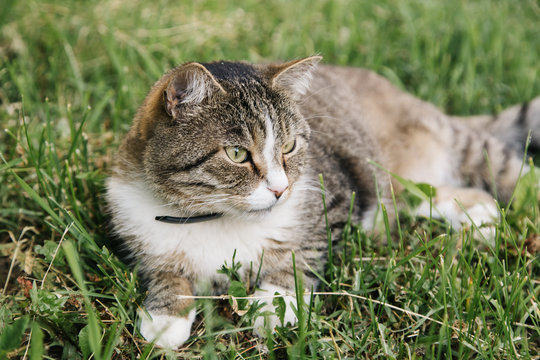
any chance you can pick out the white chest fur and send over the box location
[106,178,305,283]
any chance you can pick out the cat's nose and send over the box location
[267,185,288,199]
[266,167,288,199]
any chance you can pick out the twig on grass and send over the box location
[41,222,72,289]
[175,290,496,353]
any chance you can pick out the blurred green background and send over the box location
[2,0,539,137]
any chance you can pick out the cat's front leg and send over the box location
[252,281,311,337]
[250,250,319,336]
[138,271,195,349]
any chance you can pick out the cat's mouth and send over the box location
[245,192,288,215]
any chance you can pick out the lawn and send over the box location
[1,0,539,358]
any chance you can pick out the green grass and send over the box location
[1,0,539,358]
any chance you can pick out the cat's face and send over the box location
[142,60,318,218]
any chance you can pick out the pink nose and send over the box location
[267,185,288,199]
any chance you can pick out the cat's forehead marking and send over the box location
[262,113,289,192]
[262,112,276,167]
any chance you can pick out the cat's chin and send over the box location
[243,207,274,219]
[233,205,278,221]
[250,207,274,214]
[241,191,296,220]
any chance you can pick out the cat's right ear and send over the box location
[268,56,322,98]
[164,63,226,118]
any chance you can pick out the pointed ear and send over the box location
[164,63,226,117]
[269,56,322,97]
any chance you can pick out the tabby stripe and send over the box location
[516,102,529,126]
[326,194,345,212]
[481,177,491,193]
[482,138,489,154]
[450,122,462,153]
[175,181,216,188]
[300,243,327,252]
[249,158,261,177]
[146,299,174,311]
[481,139,493,192]
[460,134,473,168]
[482,139,491,169]
[174,149,219,172]
[497,147,513,179]
[304,271,319,280]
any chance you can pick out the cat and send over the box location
[105,56,539,349]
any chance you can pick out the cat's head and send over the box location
[121,56,321,218]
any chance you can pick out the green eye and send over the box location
[282,139,296,154]
[225,146,249,163]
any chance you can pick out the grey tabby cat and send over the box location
[106,56,539,348]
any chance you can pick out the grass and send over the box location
[1,0,539,358]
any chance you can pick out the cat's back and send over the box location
[303,64,453,183]
[303,65,442,131]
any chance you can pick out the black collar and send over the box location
[154,213,223,224]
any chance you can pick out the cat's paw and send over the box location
[138,308,196,349]
[251,283,305,337]
[461,202,499,241]
[415,186,499,243]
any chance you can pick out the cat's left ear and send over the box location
[268,56,322,98]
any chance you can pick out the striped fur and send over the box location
[454,98,540,151]
[106,57,537,348]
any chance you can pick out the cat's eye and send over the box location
[282,139,296,154]
[225,146,249,163]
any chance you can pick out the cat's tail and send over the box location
[450,97,540,203]
[455,96,540,152]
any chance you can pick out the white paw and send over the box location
[251,283,307,337]
[457,202,498,226]
[138,308,196,349]
[415,190,499,230]
[415,189,499,245]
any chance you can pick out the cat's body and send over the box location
[106,57,539,348]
